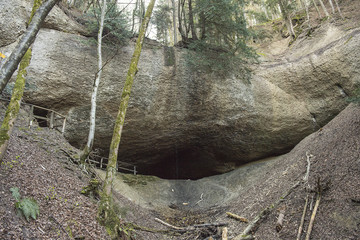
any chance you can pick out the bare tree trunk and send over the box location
[0,0,43,163]
[171,0,177,45]
[328,0,335,14]
[278,1,296,39]
[188,0,197,40]
[312,0,322,18]
[99,0,156,229]
[0,0,60,93]
[131,0,138,34]
[301,0,310,24]
[318,0,330,17]
[334,0,344,19]
[79,0,107,164]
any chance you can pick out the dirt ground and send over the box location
[1,103,359,240]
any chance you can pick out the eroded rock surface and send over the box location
[1,1,360,179]
[0,0,87,47]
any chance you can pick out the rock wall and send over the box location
[1,1,360,178]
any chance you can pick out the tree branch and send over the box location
[0,0,60,93]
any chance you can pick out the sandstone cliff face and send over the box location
[1,1,359,178]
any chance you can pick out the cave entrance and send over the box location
[32,107,50,127]
[137,146,231,180]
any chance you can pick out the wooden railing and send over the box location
[0,97,67,134]
[1,97,137,175]
[85,153,137,175]
[28,104,67,134]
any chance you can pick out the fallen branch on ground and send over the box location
[131,223,180,236]
[226,212,249,223]
[222,227,228,240]
[233,181,300,240]
[276,206,286,232]
[304,152,313,187]
[305,178,322,240]
[60,148,78,163]
[154,218,227,232]
[296,195,309,240]
[49,216,72,240]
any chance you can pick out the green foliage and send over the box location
[247,9,270,23]
[152,1,172,44]
[10,187,40,221]
[45,186,57,200]
[181,0,258,76]
[347,88,360,104]
[10,187,21,201]
[81,178,101,199]
[86,1,131,45]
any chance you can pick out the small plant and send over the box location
[81,178,100,199]
[1,159,23,170]
[45,186,57,200]
[10,187,40,221]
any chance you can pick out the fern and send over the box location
[10,187,40,221]
[10,187,21,201]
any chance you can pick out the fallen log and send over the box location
[222,227,228,240]
[233,181,300,240]
[154,218,227,232]
[226,212,249,223]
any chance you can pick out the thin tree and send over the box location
[79,0,107,164]
[312,0,322,18]
[0,0,60,93]
[0,0,44,163]
[334,0,343,19]
[171,0,177,45]
[98,0,156,232]
[278,0,296,39]
[318,0,330,17]
[328,0,335,14]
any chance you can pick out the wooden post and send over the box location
[134,166,137,175]
[100,157,103,169]
[29,105,34,128]
[49,111,54,129]
[61,118,66,134]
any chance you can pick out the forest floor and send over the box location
[0,103,359,240]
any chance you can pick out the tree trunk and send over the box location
[278,1,296,39]
[171,0,177,45]
[328,0,335,14]
[188,0,197,40]
[0,0,43,163]
[0,0,60,94]
[333,0,344,19]
[301,0,310,24]
[312,0,322,18]
[79,0,107,164]
[318,0,330,17]
[99,0,156,227]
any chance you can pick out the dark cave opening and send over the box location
[33,108,50,127]
[134,146,231,180]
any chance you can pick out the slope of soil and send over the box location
[102,104,360,240]
[0,104,109,239]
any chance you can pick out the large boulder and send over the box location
[11,26,358,179]
[1,1,359,178]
